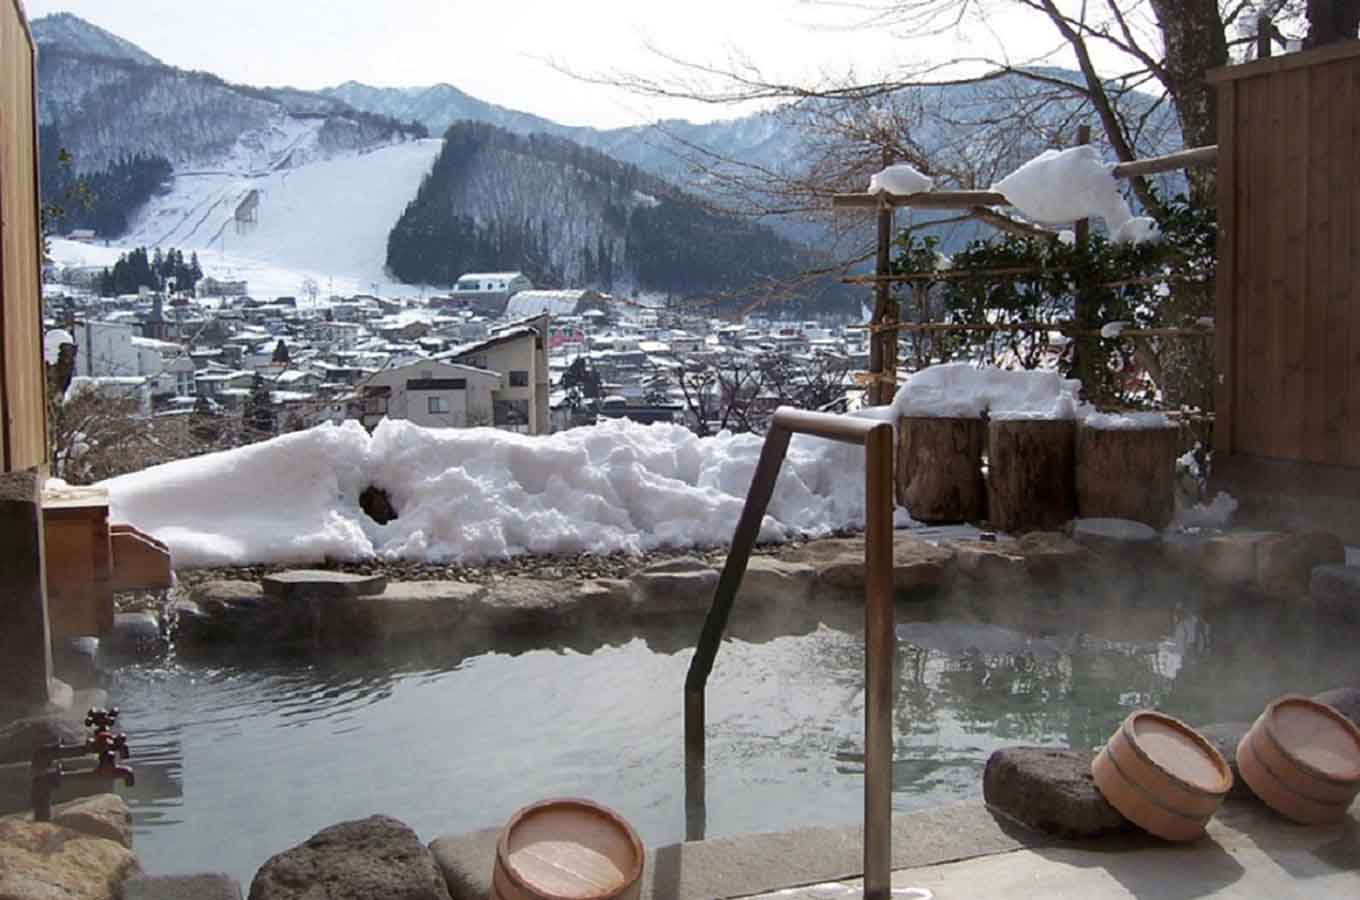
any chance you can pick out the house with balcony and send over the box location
[354,362,502,430]
[434,314,551,434]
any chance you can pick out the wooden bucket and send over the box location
[1091,710,1233,841]
[492,798,644,900]
[1236,695,1360,825]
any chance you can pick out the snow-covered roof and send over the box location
[432,326,538,362]
[131,337,181,351]
[457,272,524,281]
[504,290,593,318]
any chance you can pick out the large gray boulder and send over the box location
[943,539,1027,583]
[173,581,305,648]
[248,815,450,900]
[105,612,166,660]
[631,558,719,617]
[480,578,587,630]
[781,535,952,595]
[1197,532,1282,588]
[331,581,487,642]
[49,794,134,849]
[982,746,1128,838]
[1255,532,1345,598]
[1069,519,1159,556]
[1015,531,1095,581]
[723,556,817,610]
[1195,722,1256,801]
[0,815,138,900]
[1309,565,1360,623]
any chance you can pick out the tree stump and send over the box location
[988,418,1076,533]
[896,416,986,523]
[1076,423,1180,528]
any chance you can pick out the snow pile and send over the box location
[890,362,1085,420]
[993,145,1132,231]
[1083,410,1173,430]
[1113,216,1162,245]
[1175,492,1239,530]
[102,417,877,568]
[44,329,75,364]
[868,163,933,195]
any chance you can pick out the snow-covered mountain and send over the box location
[32,12,161,67]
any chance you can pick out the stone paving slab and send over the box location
[262,570,387,598]
[741,797,1360,899]
[120,873,243,900]
[431,802,1042,900]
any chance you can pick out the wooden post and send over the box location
[897,416,987,523]
[1257,13,1272,59]
[1076,423,1180,528]
[1070,124,1096,396]
[869,148,897,406]
[987,418,1077,532]
[0,471,55,712]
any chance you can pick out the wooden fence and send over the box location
[1,0,47,472]
[1212,44,1360,471]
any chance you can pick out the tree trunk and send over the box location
[1076,423,1180,528]
[1305,1,1360,48]
[1148,0,1229,203]
[897,417,986,523]
[988,418,1076,533]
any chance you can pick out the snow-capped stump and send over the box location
[896,416,986,524]
[1075,415,1179,528]
[986,417,1077,533]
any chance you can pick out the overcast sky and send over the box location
[23,0,1063,128]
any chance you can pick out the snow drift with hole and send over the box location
[101,417,876,568]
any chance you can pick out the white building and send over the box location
[355,362,502,430]
[436,315,551,434]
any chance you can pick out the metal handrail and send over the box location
[684,406,897,900]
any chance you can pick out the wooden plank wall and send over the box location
[0,0,48,472]
[1214,46,1360,469]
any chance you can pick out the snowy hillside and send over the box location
[117,136,444,297]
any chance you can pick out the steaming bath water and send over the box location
[5,586,1356,887]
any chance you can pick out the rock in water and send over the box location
[249,815,450,900]
[982,746,1129,837]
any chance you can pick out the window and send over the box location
[428,396,450,414]
[509,370,529,387]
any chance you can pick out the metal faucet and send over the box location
[30,707,134,821]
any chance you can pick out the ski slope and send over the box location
[120,134,444,299]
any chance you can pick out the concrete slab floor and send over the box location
[741,800,1359,900]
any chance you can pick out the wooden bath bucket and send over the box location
[1236,695,1360,825]
[1091,710,1233,841]
[492,798,644,900]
